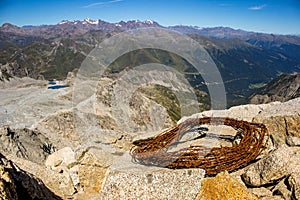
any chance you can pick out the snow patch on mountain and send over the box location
[144,20,154,25]
[84,18,99,25]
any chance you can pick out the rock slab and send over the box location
[100,168,205,200]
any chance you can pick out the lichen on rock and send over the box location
[196,171,258,200]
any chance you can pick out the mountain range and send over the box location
[1,19,300,107]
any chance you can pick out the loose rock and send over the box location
[242,146,300,187]
[45,147,76,170]
[250,187,273,198]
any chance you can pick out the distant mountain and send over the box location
[169,25,300,45]
[0,19,161,41]
[248,73,300,104]
[170,25,300,62]
[169,26,251,38]
[0,19,300,107]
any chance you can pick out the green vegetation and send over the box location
[139,84,181,123]
[248,83,266,89]
[106,48,193,75]
[43,45,85,80]
[194,89,210,111]
[0,71,12,81]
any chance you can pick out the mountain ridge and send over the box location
[2,18,300,36]
[2,19,300,61]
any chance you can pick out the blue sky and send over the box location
[0,0,300,34]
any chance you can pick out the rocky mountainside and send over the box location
[0,76,300,199]
[1,19,300,107]
[248,72,300,104]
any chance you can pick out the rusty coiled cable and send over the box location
[130,117,268,175]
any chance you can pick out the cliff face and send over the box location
[0,152,61,200]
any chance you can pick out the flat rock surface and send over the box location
[101,167,205,200]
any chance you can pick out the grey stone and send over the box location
[178,102,278,123]
[242,146,300,187]
[101,168,205,200]
[253,98,300,147]
[286,136,300,146]
[0,127,53,164]
[45,147,76,170]
[250,187,273,198]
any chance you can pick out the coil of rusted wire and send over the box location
[130,117,268,175]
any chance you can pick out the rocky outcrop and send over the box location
[19,156,77,197]
[37,110,80,143]
[241,145,300,200]
[45,147,76,170]
[253,98,300,147]
[0,152,61,200]
[41,146,112,198]
[0,127,54,164]
[250,187,273,199]
[178,101,279,123]
[242,146,300,187]
[0,160,17,200]
[75,147,112,195]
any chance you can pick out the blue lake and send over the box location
[48,85,69,89]
[48,81,56,85]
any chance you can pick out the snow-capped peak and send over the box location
[144,20,154,25]
[58,20,71,25]
[84,18,99,25]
